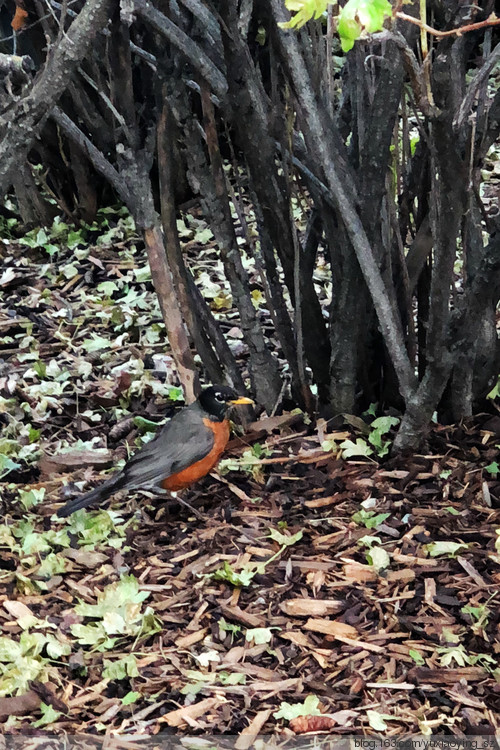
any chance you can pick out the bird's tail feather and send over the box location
[57,474,124,518]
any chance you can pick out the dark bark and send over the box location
[218,0,331,396]
[199,81,282,412]
[133,0,227,99]
[1,0,499,451]
[157,89,224,386]
[271,0,417,404]
[0,0,115,195]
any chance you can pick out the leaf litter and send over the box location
[0,208,499,737]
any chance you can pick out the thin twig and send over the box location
[396,10,500,38]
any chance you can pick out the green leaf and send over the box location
[268,528,303,547]
[0,454,21,480]
[218,618,242,637]
[102,654,139,680]
[368,416,399,457]
[485,461,499,476]
[438,644,467,667]
[45,635,71,660]
[167,386,185,402]
[279,0,327,29]
[133,266,152,283]
[70,623,116,649]
[352,509,390,529]
[67,230,85,249]
[367,709,388,731]
[0,638,23,662]
[274,694,321,720]
[194,227,214,244]
[409,649,425,665]
[211,561,255,587]
[219,671,246,685]
[364,402,378,417]
[74,575,149,619]
[461,604,489,625]
[18,487,45,511]
[338,0,392,53]
[97,281,118,296]
[33,703,62,727]
[245,627,279,644]
[43,244,59,257]
[370,416,400,434]
[366,545,390,573]
[37,553,67,579]
[176,219,193,238]
[133,416,161,432]
[358,535,382,548]
[81,335,110,352]
[62,263,79,279]
[487,377,500,400]
[71,575,155,649]
[28,426,41,443]
[340,438,373,458]
[425,541,469,558]
[121,691,141,705]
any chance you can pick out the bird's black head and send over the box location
[198,385,253,421]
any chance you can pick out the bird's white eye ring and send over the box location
[215,391,225,402]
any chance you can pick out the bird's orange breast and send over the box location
[161,418,230,491]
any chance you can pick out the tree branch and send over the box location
[271,0,417,403]
[0,0,114,197]
[133,0,227,99]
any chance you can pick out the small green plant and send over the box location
[461,602,490,635]
[218,618,242,642]
[485,461,499,477]
[102,654,139,680]
[487,376,499,400]
[340,437,373,458]
[70,575,161,651]
[245,627,280,644]
[211,561,256,587]
[352,509,390,529]
[209,527,303,587]
[219,443,273,481]
[274,694,321,720]
[425,541,469,558]
[368,416,400,457]
[280,0,392,52]
[409,649,425,665]
[33,703,62,727]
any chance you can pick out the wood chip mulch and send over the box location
[1,413,499,738]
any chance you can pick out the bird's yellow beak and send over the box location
[229,396,254,405]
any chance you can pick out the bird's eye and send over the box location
[214,391,225,402]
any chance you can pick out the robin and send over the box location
[57,384,253,517]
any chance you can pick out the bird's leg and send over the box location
[147,488,205,521]
[170,491,205,520]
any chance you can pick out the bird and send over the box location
[56,384,254,518]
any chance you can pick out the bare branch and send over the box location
[0,0,115,196]
[133,0,227,99]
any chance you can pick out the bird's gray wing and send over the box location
[57,405,214,516]
[121,405,215,489]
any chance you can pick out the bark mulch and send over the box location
[0,412,499,738]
